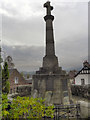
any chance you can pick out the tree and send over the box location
[20,72,24,77]
[27,74,30,79]
[0,47,3,63]
[0,47,3,119]
[0,47,3,83]
[2,62,10,94]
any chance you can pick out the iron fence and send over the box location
[43,104,81,120]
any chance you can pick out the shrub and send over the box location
[2,95,55,119]
[2,94,10,119]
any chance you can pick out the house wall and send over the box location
[75,74,90,85]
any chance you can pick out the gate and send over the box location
[54,104,81,120]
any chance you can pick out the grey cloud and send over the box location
[2,45,44,71]
[2,40,88,72]
[54,2,88,42]
[56,35,88,70]
[2,15,44,45]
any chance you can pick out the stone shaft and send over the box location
[44,1,55,56]
[43,1,58,69]
[45,17,55,56]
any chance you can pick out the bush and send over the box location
[2,94,10,118]
[2,94,55,119]
[71,85,90,99]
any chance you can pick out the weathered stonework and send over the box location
[32,1,71,105]
[33,73,70,105]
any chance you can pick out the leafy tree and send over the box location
[2,62,10,94]
[27,74,30,79]
[0,55,2,92]
[0,47,2,119]
[20,72,24,77]
[0,47,3,64]
[0,47,3,86]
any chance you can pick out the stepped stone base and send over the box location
[33,72,71,105]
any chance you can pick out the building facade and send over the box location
[5,56,32,93]
[9,68,27,93]
[75,61,90,85]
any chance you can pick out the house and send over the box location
[9,69,25,93]
[75,61,90,85]
[5,56,32,93]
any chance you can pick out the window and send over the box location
[15,77,18,84]
[81,79,85,85]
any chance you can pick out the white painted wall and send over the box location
[75,74,90,85]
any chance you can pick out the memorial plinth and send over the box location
[33,1,71,105]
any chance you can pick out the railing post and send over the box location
[56,106,58,120]
[76,104,80,120]
[55,106,59,120]
[67,106,70,120]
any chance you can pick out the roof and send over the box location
[75,61,90,77]
[8,68,25,81]
[8,68,20,75]
[8,68,15,75]
[68,70,77,79]
[8,68,32,84]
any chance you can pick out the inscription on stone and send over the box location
[46,77,53,91]
[63,91,68,97]
[62,79,68,91]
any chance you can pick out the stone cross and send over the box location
[44,1,53,15]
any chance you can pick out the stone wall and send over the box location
[78,101,90,118]
[71,84,90,99]
[11,85,32,97]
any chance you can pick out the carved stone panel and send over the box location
[62,79,68,91]
[46,76,54,91]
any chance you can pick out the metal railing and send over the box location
[43,104,81,120]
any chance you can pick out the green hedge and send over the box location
[1,94,55,119]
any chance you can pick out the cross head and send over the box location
[44,1,53,15]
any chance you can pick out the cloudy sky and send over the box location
[0,0,89,72]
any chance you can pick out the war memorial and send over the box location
[32,1,71,105]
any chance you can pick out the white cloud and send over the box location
[2,2,88,45]
[1,0,88,71]
[1,0,44,20]
[1,0,89,19]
